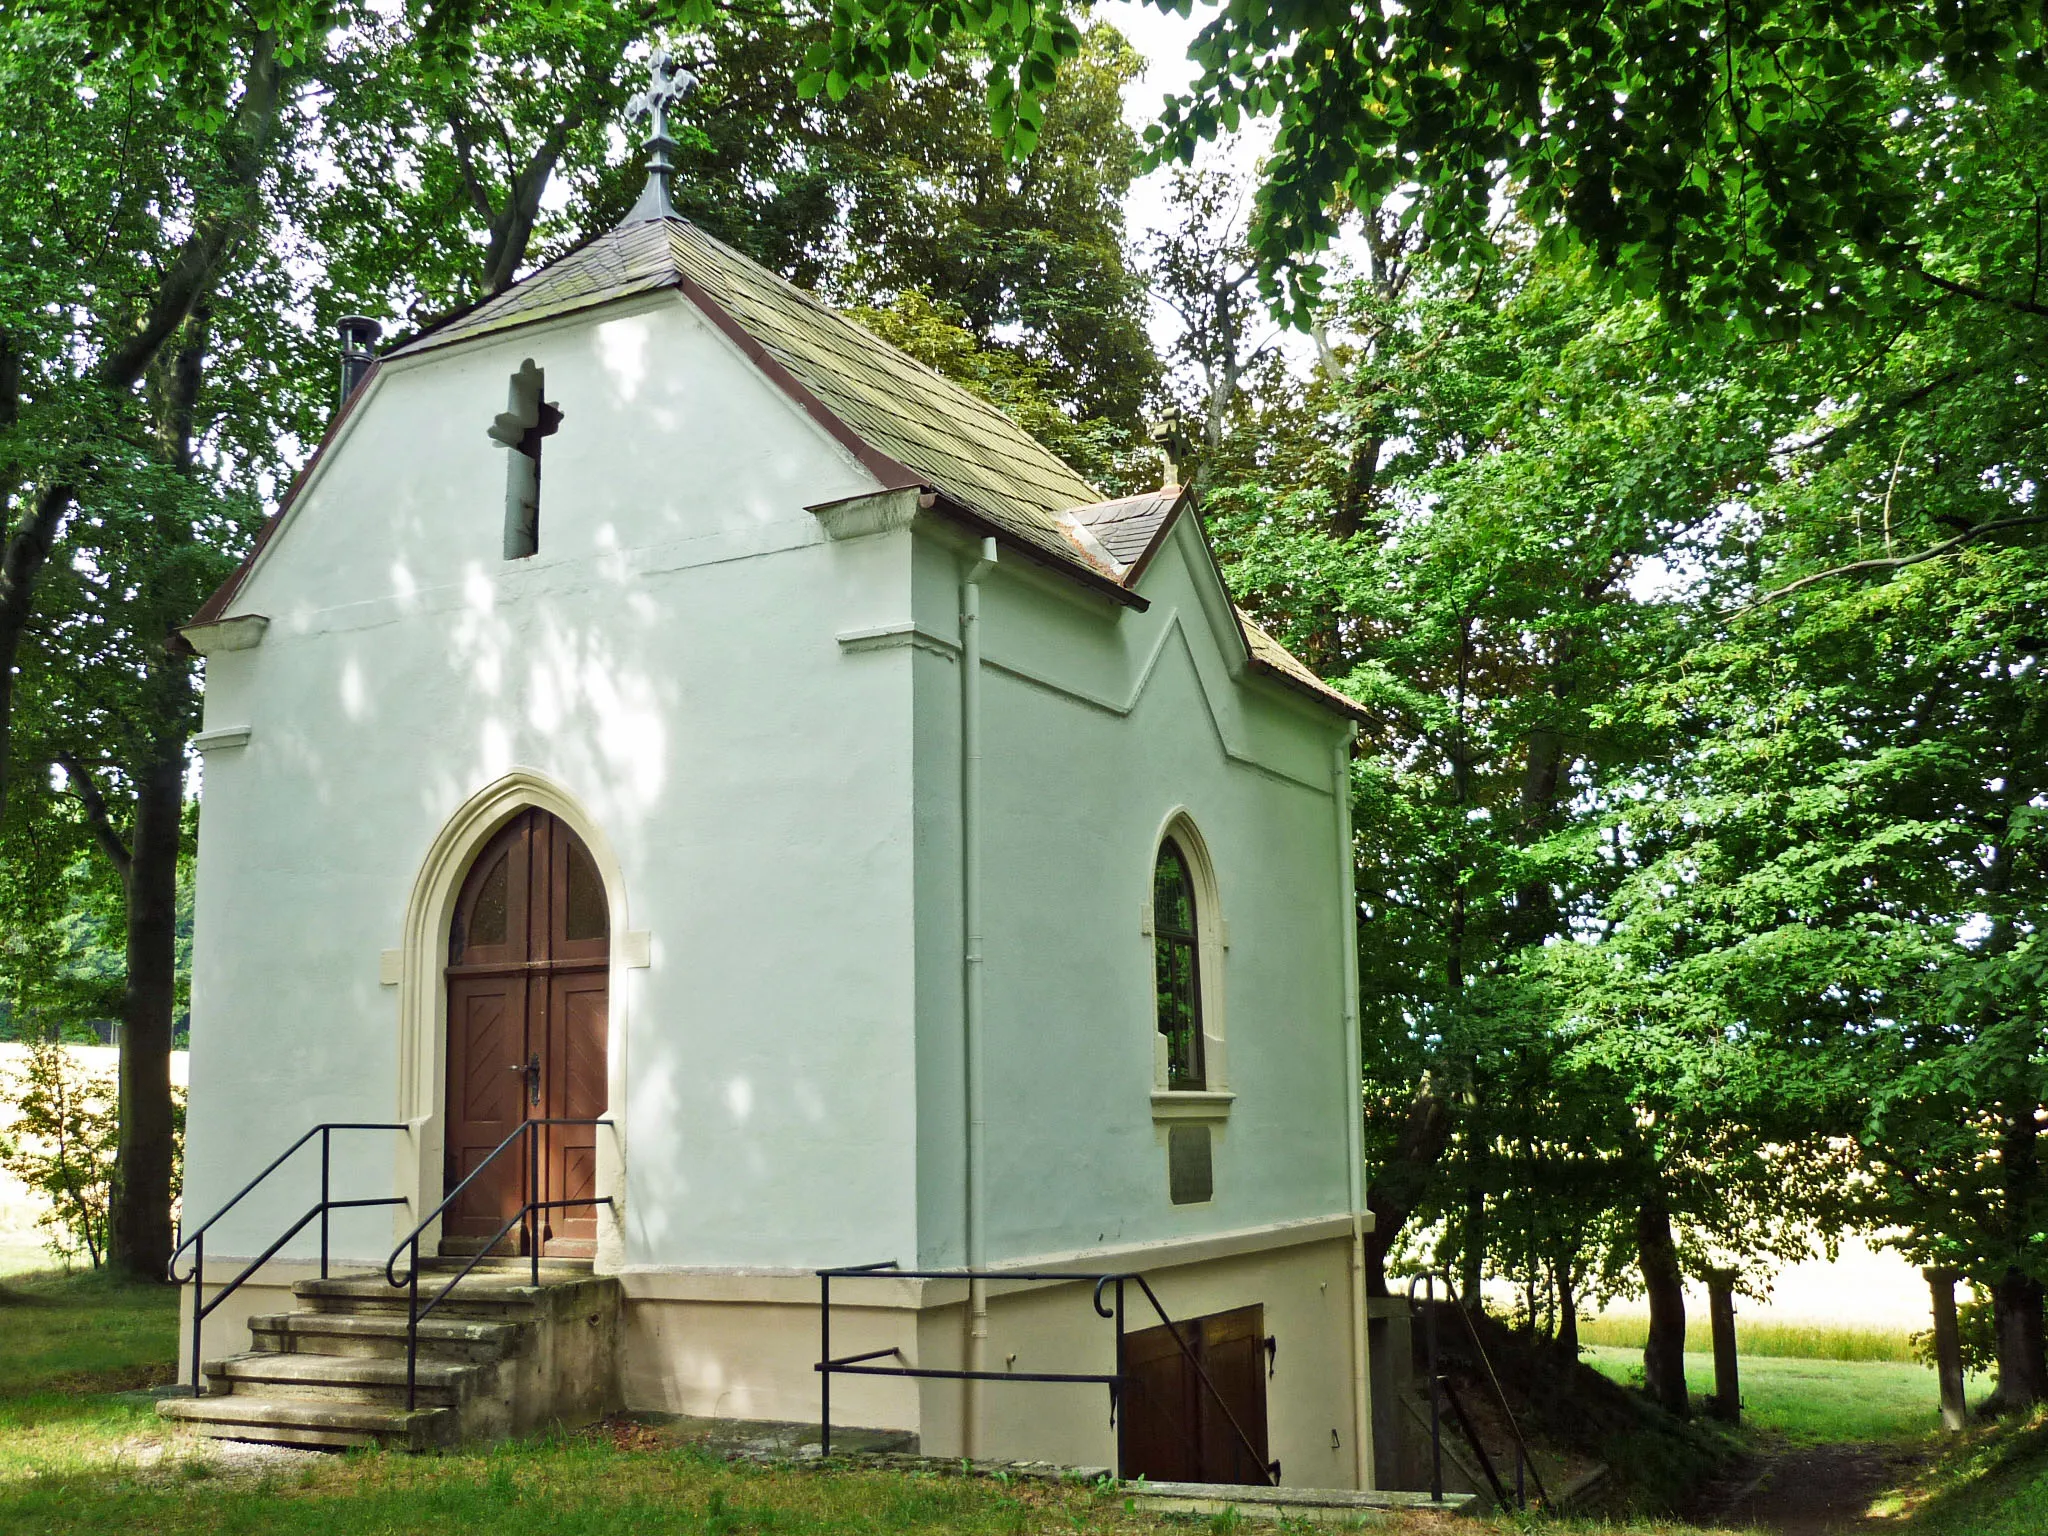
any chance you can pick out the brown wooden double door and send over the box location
[1120,1305,1273,1485]
[442,808,609,1258]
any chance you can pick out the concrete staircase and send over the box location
[159,1259,622,1450]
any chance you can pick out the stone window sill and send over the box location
[1151,1090,1235,1123]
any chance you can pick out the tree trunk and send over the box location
[1461,1181,1485,1305]
[1364,1078,1451,1295]
[108,743,186,1281]
[1988,1270,2047,1413]
[1637,1197,1689,1418]
[1557,1260,1579,1354]
[0,482,75,826]
[1986,1093,2047,1413]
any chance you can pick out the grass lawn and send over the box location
[1582,1343,1987,1443]
[0,1266,182,1396]
[3,1266,2044,1536]
[1876,1415,2048,1536]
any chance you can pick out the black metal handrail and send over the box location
[166,1122,410,1396]
[384,1116,613,1409]
[1406,1272,1549,1510]
[816,1262,1279,1486]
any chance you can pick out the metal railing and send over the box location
[1407,1272,1548,1511]
[816,1262,1279,1485]
[385,1117,613,1409]
[167,1122,411,1396]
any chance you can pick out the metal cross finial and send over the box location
[622,47,699,224]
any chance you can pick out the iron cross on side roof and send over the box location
[622,48,700,224]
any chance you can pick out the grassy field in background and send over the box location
[1579,1313,1917,1362]
[0,1238,51,1279]
[1582,1344,1979,1443]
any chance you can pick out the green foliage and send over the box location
[849,290,1152,493]
[317,6,1156,426]
[1176,42,2046,1358]
[813,1,2048,334]
[1911,1289,2001,1379]
[0,1039,120,1267]
[0,851,195,1047]
[0,1039,186,1269]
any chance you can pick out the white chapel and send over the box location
[167,53,1377,1487]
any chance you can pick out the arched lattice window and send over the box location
[1153,837,1206,1090]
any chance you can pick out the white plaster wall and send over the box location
[910,518,1356,1266]
[186,292,922,1270]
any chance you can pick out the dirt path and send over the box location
[1690,1440,1932,1533]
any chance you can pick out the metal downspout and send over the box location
[1336,728,1375,1488]
[961,536,998,1457]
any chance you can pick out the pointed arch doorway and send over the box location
[442,807,609,1258]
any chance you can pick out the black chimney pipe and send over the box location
[338,316,382,410]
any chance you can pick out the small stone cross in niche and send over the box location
[487,358,562,560]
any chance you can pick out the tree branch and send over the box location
[1912,261,2048,320]
[446,109,500,227]
[56,750,134,881]
[1733,512,2048,614]
[0,481,76,826]
[1768,369,1966,462]
[481,110,579,295]
[99,32,284,393]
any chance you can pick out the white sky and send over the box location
[1092,0,1242,244]
[1093,0,1346,363]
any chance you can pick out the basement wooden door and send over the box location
[442,808,609,1258]
[1119,1305,1273,1485]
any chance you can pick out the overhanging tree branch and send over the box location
[1912,262,2048,321]
[1734,512,2048,614]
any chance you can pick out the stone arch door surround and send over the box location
[391,772,631,1268]
[441,807,609,1257]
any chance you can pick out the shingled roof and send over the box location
[389,217,1108,578]
[192,212,1363,722]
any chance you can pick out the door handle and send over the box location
[509,1053,541,1106]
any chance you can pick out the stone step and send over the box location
[1125,1482,1477,1524]
[249,1309,528,1363]
[158,1392,454,1451]
[203,1350,478,1409]
[294,1272,551,1318]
